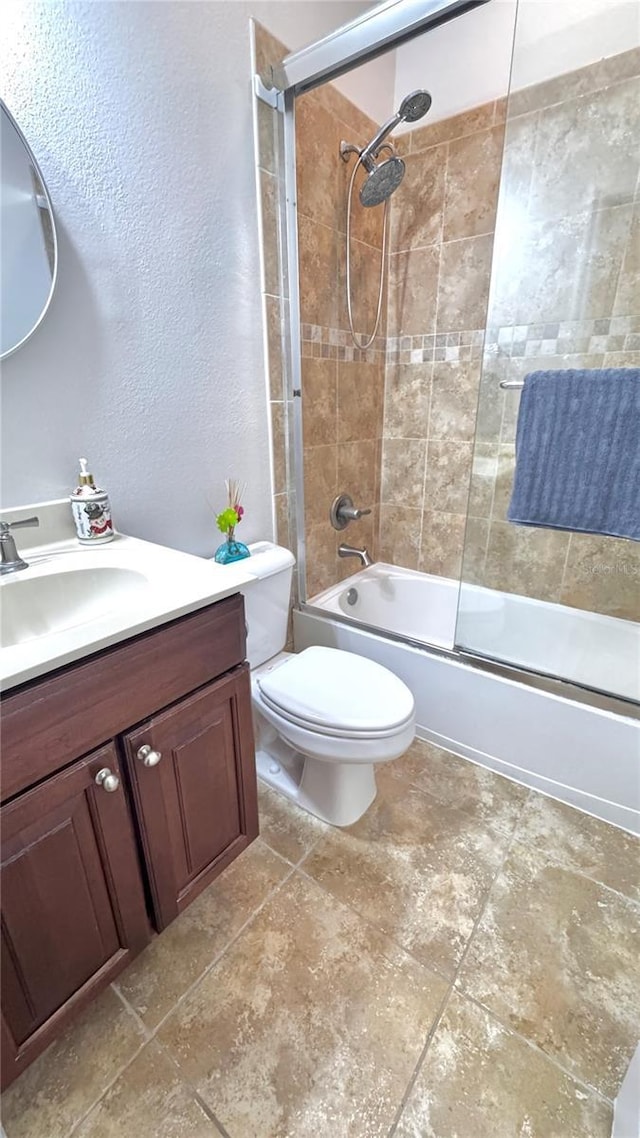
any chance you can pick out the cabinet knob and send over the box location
[137,744,163,768]
[95,767,120,793]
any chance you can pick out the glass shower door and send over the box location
[454,15,640,703]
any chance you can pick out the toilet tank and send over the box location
[240,542,295,668]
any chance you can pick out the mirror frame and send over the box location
[1,99,58,361]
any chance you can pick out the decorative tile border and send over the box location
[486,316,640,360]
[300,316,640,368]
[300,323,384,364]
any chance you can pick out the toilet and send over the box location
[240,542,415,827]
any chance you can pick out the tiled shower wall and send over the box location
[379,99,505,576]
[464,47,640,622]
[256,22,639,622]
[297,85,387,598]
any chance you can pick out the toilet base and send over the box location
[256,737,377,828]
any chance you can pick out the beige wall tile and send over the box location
[337,236,387,336]
[490,204,634,326]
[444,126,504,241]
[430,359,481,441]
[305,521,338,597]
[491,443,516,520]
[389,145,446,252]
[420,510,466,578]
[461,516,490,585]
[613,202,640,315]
[559,532,640,622]
[337,359,383,442]
[264,294,283,400]
[338,154,385,249]
[257,98,277,177]
[467,443,498,518]
[509,45,640,117]
[298,214,338,327]
[274,492,291,550]
[378,504,422,569]
[301,358,336,448]
[270,401,286,495]
[409,100,496,152]
[424,440,474,515]
[303,444,337,526]
[337,440,377,506]
[527,78,640,221]
[259,170,280,298]
[296,93,341,231]
[253,21,288,80]
[484,521,569,600]
[383,363,432,439]
[436,234,493,332]
[380,438,427,506]
[388,245,440,336]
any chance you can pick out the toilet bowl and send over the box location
[239,543,416,827]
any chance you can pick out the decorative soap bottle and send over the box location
[70,458,115,545]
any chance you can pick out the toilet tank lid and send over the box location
[245,542,295,580]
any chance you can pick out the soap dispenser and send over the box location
[70,458,115,545]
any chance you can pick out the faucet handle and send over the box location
[330,494,372,530]
[1,516,40,531]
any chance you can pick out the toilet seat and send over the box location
[257,645,415,738]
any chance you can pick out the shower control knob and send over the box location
[137,744,163,768]
[330,494,372,530]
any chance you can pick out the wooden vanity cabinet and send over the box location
[0,594,258,1088]
[123,667,257,931]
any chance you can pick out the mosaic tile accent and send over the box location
[300,322,384,364]
[486,316,640,360]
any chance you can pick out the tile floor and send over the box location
[3,740,639,1138]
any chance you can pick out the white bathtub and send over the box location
[295,564,640,834]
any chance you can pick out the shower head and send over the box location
[356,88,432,205]
[398,89,433,122]
[359,155,406,207]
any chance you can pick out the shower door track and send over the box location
[298,601,640,720]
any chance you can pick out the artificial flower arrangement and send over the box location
[214,479,250,564]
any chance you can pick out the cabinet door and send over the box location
[1,743,149,1089]
[124,665,258,931]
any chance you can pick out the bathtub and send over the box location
[294,563,640,834]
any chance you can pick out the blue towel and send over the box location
[507,369,640,541]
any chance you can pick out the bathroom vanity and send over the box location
[0,512,259,1089]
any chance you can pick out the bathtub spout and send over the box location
[338,543,373,568]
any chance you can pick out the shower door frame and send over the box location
[259,0,639,719]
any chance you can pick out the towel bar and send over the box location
[499,380,524,389]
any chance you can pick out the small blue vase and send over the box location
[214,536,250,564]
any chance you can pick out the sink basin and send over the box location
[0,508,256,692]
[1,566,148,648]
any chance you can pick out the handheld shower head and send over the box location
[356,88,432,205]
[398,89,433,122]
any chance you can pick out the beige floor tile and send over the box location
[457,841,640,1099]
[395,992,613,1138]
[258,782,329,865]
[2,988,146,1138]
[385,738,529,839]
[158,872,447,1138]
[116,840,289,1030]
[514,792,640,902]
[73,1041,221,1137]
[302,773,507,976]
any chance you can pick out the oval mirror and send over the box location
[1,100,58,360]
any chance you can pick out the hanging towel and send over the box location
[507,369,640,541]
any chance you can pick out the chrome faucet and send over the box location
[338,543,372,568]
[0,516,40,575]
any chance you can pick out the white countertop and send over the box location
[0,530,254,692]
